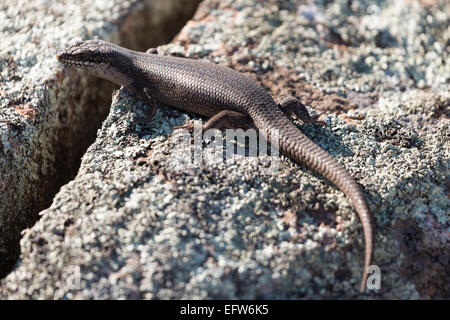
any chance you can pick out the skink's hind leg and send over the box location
[279,95,324,126]
[201,110,255,131]
[174,110,254,132]
[173,110,254,141]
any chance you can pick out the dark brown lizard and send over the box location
[56,39,374,293]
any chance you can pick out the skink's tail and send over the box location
[257,114,374,293]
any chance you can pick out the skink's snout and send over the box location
[56,51,65,62]
[56,49,72,65]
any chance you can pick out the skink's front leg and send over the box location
[129,85,159,122]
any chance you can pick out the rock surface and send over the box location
[1,0,448,299]
[0,0,200,277]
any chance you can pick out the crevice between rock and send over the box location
[0,0,201,279]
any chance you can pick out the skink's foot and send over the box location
[171,120,200,143]
[133,101,157,125]
[307,113,326,127]
[173,120,195,132]
[146,48,158,55]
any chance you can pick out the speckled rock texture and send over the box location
[0,0,201,277]
[1,0,448,299]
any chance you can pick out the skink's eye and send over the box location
[74,52,88,62]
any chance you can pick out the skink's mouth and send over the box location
[56,51,67,63]
[56,52,93,68]
[56,51,76,65]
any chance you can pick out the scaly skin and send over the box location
[57,39,374,293]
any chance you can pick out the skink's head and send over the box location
[56,39,114,70]
[57,39,133,86]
